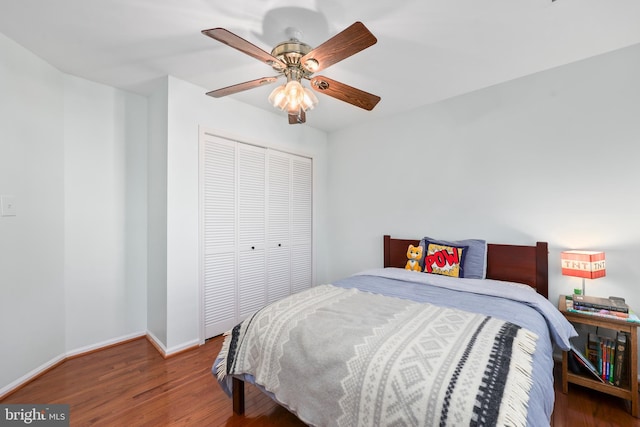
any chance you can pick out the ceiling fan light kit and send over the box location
[202,21,381,124]
[268,80,318,113]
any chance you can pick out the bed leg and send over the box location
[232,377,245,415]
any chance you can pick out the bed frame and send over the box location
[384,235,549,298]
[231,235,549,415]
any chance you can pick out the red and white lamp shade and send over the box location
[561,250,606,296]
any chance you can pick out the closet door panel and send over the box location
[204,253,236,337]
[203,138,236,253]
[291,245,312,294]
[290,156,312,293]
[267,247,290,303]
[238,248,266,317]
[267,152,291,303]
[237,144,266,252]
[267,152,290,246]
[237,144,266,318]
[202,137,237,336]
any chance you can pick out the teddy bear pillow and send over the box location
[405,244,423,272]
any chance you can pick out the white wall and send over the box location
[327,43,640,370]
[63,74,148,352]
[146,78,169,346]
[0,32,66,392]
[0,33,148,393]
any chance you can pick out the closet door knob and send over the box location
[251,246,255,250]
[278,243,282,247]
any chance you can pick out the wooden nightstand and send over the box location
[558,295,638,417]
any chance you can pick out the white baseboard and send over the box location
[1,331,146,399]
[0,354,66,399]
[145,330,168,355]
[65,331,146,358]
[145,331,200,357]
[166,338,200,356]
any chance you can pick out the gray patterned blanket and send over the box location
[217,285,538,427]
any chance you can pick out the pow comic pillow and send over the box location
[423,242,467,278]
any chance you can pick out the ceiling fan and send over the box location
[201,22,381,124]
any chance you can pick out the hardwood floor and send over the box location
[2,335,639,426]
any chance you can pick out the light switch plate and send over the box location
[1,195,17,216]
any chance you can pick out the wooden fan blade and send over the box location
[300,22,377,74]
[310,76,380,111]
[206,76,279,98]
[288,109,306,124]
[202,28,286,70]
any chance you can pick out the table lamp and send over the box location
[561,250,606,296]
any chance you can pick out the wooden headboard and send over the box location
[383,235,549,298]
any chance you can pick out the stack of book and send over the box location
[565,295,640,323]
[572,295,629,318]
[570,332,628,386]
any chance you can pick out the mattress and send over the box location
[213,268,576,427]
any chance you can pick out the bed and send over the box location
[213,235,577,426]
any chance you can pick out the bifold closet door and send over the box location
[202,133,312,339]
[202,138,268,337]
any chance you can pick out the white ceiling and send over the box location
[1,0,640,133]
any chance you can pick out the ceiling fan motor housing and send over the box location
[270,40,316,79]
